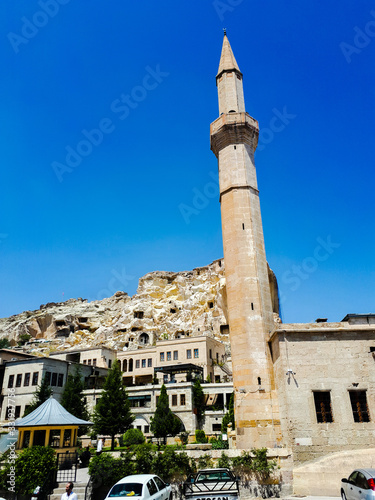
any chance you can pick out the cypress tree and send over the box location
[92,360,134,450]
[150,384,180,444]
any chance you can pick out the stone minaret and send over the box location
[210,34,281,449]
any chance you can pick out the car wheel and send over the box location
[341,490,347,500]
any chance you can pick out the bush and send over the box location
[88,452,133,487]
[196,453,213,470]
[217,451,231,469]
[152,447,193,482]
[209,435,228,450]
[195,429,207,443]
[122,428,145,447]
[0,446,57,495]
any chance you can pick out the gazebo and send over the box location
[8,396,92,452]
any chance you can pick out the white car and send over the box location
[341,469,375,500]
[105,474,172,500]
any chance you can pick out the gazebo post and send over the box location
[44,428,50,447]
[59,428,64,449]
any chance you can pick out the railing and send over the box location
[85,477,93,500]
[56,451,78,483]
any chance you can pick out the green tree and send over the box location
[0,337,10,348]
[221,392,235,433]
[192,378,205,428]
[92,360,134,450]
[150,384,180,444]
[122,428,145,447]
[60,365,89,435]
[23,376,52,417]
[0,446,57,495]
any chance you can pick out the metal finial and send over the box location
[223,28,227,36]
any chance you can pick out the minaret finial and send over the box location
[223,28,227,36]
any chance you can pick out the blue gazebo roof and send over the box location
[12,397,92,427]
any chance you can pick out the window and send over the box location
[212,423,221,432]
[156,396,159,405]
[142,359,146,368]
[144,425,150,434]
[8,375,14,388]
[194,349,199,359]
[186,349,192,359]
[147,479,158,497]
[349,391,370,422]
[153,476,166,491]
[87,359,91,365]
[147,359,152,367]
[180,394,186,406]
[167,352,171,361]
[16,374,22,387]
[32,372,39,386]
[173,351,178,361]
[135,360,140,369]
[160,352,165,362]
[313,391,333,423]
[15,406,21,419]
[24,373,30,386]
[108,360,112,368]
[58,374,64,387]
[83,360,87,364]
[163,374,168,384]
[45,372,51,385]
[134,311,144,319]
[93,358,97,366]
[209,349,212,359]
[51,373,57,386]
[220,324,230,334]
[172,395,177,406]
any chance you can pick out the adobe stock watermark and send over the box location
[51,65,169,182]
[279,236,341,304]
[5,386,17,494]
[213,0,244,21]
[88,267,135,302]
[255,106,296,154]
[340,10,375,63]
[178,106,295,224]
[7,0,72,54]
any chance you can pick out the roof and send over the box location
[10,397,92,428]
[217,34,242,78]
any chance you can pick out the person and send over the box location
[80,446,91,467]
[61,482,77,500]
[96,437,103,455]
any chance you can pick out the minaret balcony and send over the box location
[210,112,259,157]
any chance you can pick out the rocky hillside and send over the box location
[0,259,280,357]
[0,260,230,356]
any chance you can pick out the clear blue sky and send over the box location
[1,1,374,323]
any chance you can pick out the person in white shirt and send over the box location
[96,437,103,455]
[61,482,78,500]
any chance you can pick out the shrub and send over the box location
[0,446,57,495]
[195,429,207,443]
[196,453,213,470]
[88,452,133,487]
[209,435,228,450]
[152,447,193,482]
[217,451,231,468]
[122,428,145,447]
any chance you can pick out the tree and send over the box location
[60,365,89,434]
[0,337,10,348]
[221,392,235,433]
[150,384,180,444]
[0,446,57,495]
[23,376,52,417]
[192,377,205,428]
[122,428,145,447]
[92,360,134,450]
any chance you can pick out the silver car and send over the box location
[341,469,375,500]
[105,474,172,500]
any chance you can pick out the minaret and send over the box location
[210,33,281,448]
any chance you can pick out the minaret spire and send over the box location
[216,34,245,115]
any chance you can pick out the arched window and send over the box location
[123,359,128,372]
[129,359,133,372]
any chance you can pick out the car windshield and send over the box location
[108,483,143,497]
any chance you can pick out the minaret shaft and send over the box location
[211,35,282,448]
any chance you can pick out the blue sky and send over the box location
[0,1,374,323]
